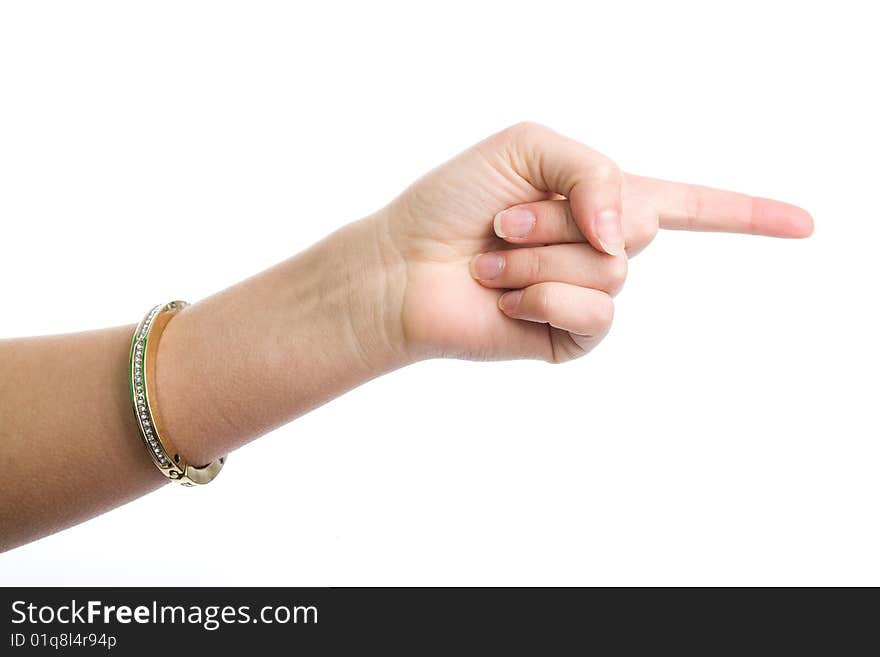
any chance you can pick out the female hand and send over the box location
[375,122,812,363]
[0,122,814,549]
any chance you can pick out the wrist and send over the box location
[322,210,413,375]
[153,211,411,464]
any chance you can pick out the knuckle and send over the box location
[590,159,622,184]
[605,254,628,293]
[636,214,659,246]
[510,120,545,137]
[498,121,548,146]
[684,184,702,229]
[623,205,659,254]
[594,295,615,328]
[534,285,556,315]
[549,200,577,236]
[546,334,583,365]
[524,248,544,283]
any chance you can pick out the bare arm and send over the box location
[0,123,813,552]
[0,218,404,551]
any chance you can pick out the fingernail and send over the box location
[498,289,523,313]
[595,209,624,256]
[470,253,505,281]
[494,207,536,239]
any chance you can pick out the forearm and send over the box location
[0,214,407,551]
[155,214,407,464]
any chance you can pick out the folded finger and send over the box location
[498,282,615,338]
[471,243,627,295]
[493,199,659,255]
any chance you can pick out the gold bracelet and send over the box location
[129,300,226,486]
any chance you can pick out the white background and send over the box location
[1,1,877,586]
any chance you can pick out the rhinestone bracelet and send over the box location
[129,300,226,486]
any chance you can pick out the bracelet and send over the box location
[129,300,226,486]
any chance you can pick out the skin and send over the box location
[0,123,813,551]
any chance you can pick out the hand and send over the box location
[0,121,815,550]
[374,122,812,363]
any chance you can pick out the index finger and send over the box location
[624,174,814,238]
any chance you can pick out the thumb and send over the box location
[489,122,624,255]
